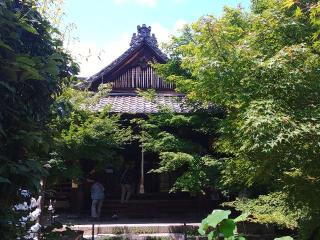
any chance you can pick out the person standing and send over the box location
[120,163,135,204]
[91,177,105,220]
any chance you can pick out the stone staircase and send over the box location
[101,199,213,219]
[71,223,199,240]
[70,222,277,240]
[59,198,281,240]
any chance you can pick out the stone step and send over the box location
[101,199,212,208]
[84,233,186,240]
[70,223,199,236]
[74,224,277,240]
[99,200,213,219]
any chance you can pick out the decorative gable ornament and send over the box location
[130,24,158,48]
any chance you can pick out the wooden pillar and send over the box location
[71,179,83,215]
[139,146,145,194]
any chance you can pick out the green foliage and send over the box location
[136,88,157,101]
[156,152,221,193]
[155,0,320,238]
[0,0,78,238]
[32,0,65,28]
[48,87,132,183]
[135,109,222,194]
[199,209,247,240]
[0,0,129,238]
[42,223,83,240]
[224,192,302,229]
[199,209,293,240]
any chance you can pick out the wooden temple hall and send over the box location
[57,24,213,219]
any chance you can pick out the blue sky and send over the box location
[63,0,251,77]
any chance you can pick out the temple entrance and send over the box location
[97,140,163,199]
[77,140,168,214]
[65,138,213,219]
[54,138,214,222]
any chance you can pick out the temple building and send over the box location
[79,24,187,114]
[57,25,213,219]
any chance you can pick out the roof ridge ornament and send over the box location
[130,24,158,47]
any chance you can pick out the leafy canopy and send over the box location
[135,107,223,194]
[48,86,132,183]
[0,0,78,238]
[155,0,320,238]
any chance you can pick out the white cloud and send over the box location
[151,22,172,44]
[174,19,187,31]
[68,33,130,77]
[150,19,187,45]
[114,0,157,7]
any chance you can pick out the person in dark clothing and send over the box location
[120,162,135,204]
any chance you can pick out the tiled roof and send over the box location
[92,95,190,114]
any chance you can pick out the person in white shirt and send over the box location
[91,177,105,219]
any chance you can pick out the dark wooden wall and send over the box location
[111,66,174,90]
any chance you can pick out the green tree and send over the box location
[156,0,320,238]
[48,86,132,183]
[135,107,223,194]
[0,0,78,238]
